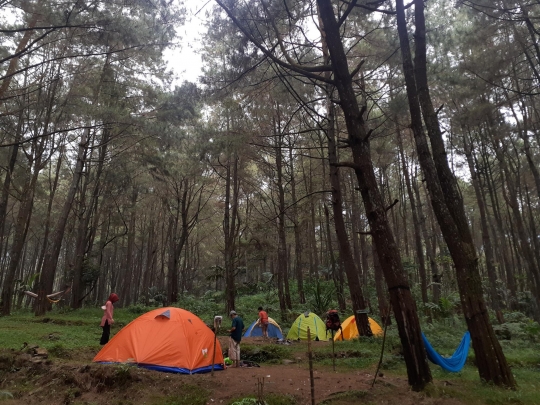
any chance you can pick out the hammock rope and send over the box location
[422,331,471,372]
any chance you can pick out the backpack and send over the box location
[325,310,341,331]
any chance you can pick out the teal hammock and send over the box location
[422,331,471,372]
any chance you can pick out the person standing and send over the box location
[258,306,269,338]
[228,310,244,368]
[100,293,119,345]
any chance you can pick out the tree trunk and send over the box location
[372,242,390,325]
[274,115,292,310]
[396,0,515,387]
[289,142,305,304]
[0,132,21,267]
[35,133,89,315]
[397,127,428,307]
[463,131,501,317]
[36,145,64,279]
[224,149,239,313]
[71,128,109,308]
[324,205,347,313]
[324,89,371,334]
[0,2,41,104]
[478,139,517,307]
[317,0,431,390]
[1,155,41,315]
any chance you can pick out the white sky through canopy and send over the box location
[164,0,210,84]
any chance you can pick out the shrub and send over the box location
[128,304,151,314]
[49,343,70,358]
[241,344,291,363]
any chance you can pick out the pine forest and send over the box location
[1,0,540,402]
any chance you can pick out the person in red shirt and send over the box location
[258,306,269,338]
[100,293,119,345]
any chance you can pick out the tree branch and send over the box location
[214,0,335,84]
[0,24,96,33]
[349,59,365,78]
[339,0,414,15]
[330,161,362,170]
[338,0,358,26]
[0,124,106,148]
[385,199,399,211]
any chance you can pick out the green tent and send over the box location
[287,312,328,341]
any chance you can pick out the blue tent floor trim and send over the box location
[95,362,225,374]
[422,331,471,372]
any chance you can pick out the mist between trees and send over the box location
[1,0,539,391]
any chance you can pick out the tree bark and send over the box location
[463,131,501,317]
[397,127,428,307]
[324,89,371,334]
[1,150,41,315]
[273,113,292,310]
[323,205,347,312]
[372,242,390,325]
[224,148,239,313]
[317,0,431,390]
[288,141,305,304]
[396,0,515,387]
[35,133,88,315]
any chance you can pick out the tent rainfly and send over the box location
[333,315,383,340]
[93,307,224,374]
[287,312,328,341]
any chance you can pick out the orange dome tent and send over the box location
[93,307,224,374]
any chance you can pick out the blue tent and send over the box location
[244,317,284,339]
[422,331,471,372]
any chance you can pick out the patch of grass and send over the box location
[0,308,141,352]
[152,384,209,405]
[228,393,297,405]
[48,343,71,358]
[319,390,367,404]
[0,391,14,400]
[241,344,293,363]
[380,367,540,405]
[1,304,540,405]
[310,338,399,370]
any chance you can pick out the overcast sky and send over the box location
[163,0,212,85]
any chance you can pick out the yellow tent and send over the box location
[333,315,383,340]
[287,312,328,341]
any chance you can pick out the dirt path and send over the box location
[192,364,463,405]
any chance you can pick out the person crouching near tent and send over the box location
[100,293,119,345]
[228,310,244,368]
[258,306,269,338]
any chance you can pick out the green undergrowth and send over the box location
[151,384,209,405]
[227,393,297,405]
[418,368,540,404]
[0,307,140,353]
[241,344,293,363]
[0,306,539,404]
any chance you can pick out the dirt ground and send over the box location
[0,337,467,405]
